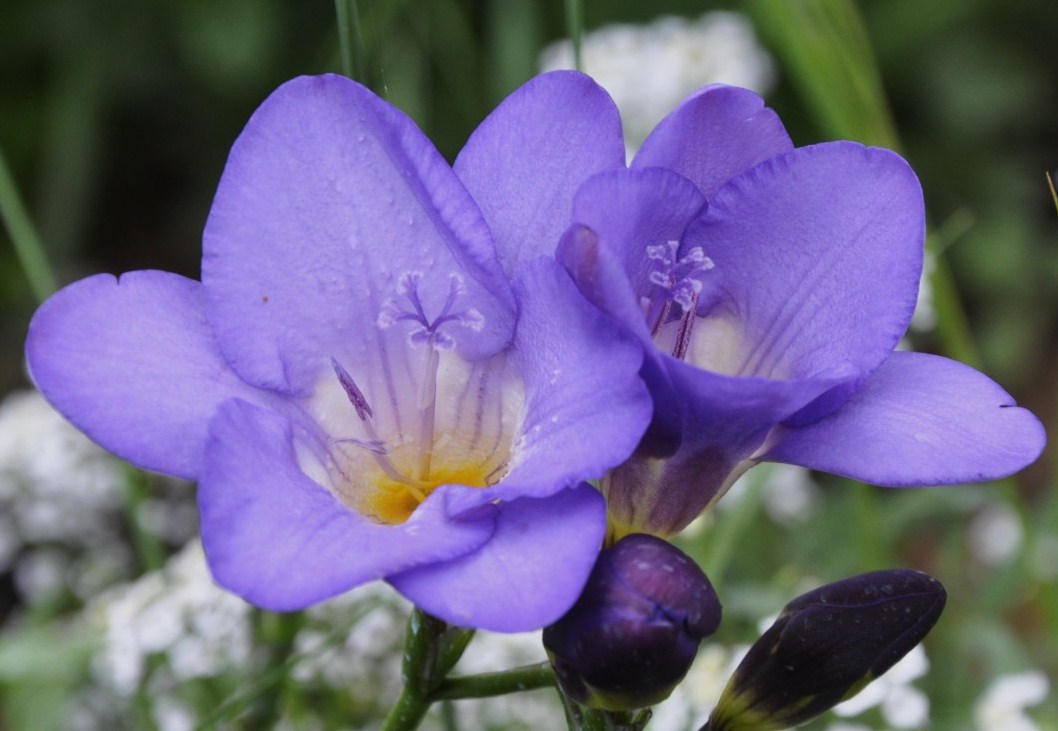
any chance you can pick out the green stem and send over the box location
[746,0,898,147]
[382,608,474,731]
[381,686,432,731]
[238,610,304,728]
[560,684,586,729]
[121,464,166,573]
[554,684,652,731]
[583,709,612,731]
[432,661,555,700]
[0,144,57,303]
[563,0,584,71]
[334,0,366,83]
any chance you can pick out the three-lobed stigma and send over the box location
[642,241,715,361]
[377,271,484,350]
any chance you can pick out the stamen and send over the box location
[671,292,700,361]
[484,460,509,486]
[644,295,675,339]
[333,437,388,454]
[330,357,413,486]
[331,357,373,420]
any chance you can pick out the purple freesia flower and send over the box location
[456,71,1045,538]
[24,74,653,631]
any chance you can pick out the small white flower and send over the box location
[762,464,820,524]
[650,643,748,730]
[882,684,931,729]
[974,671,1049,731]
[88,539,253,694]
[909,250,937,333]
[0,389,194,608]
[152,696,197,731]
[835,645,931,728]
[540,11,776,152]
[968,503,1024,566]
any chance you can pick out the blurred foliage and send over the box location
[1,0,1057,729]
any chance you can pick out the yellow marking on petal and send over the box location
[300,351,525,528]
[366,461,493,525]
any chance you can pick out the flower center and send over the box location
[364,445,497,524]
[301,271,521,526]
[640,241,714,361]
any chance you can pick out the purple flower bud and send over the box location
[705,569,946,731]
[543,534,721,711]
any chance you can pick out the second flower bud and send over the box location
[544,533,721,711]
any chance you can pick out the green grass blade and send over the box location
[0,146,58,303]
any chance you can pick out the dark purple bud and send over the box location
[705,569,946,731]
[543,534,721,711]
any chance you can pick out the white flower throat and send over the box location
[299,271,523,525]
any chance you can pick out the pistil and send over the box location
[642,241,714,360]
[416,338,440,481]
[377,271,486,481]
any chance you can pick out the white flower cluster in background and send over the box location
[831,645,932,728]
[0,391,119,607]
[650,643,746,730]
[0,389,129,604]
[74,539,412,730]
[71,539,254,730]
[967,501,1025,567]
[0,390,196,613]
[973,671,1050,731]
[291,583,409,719]
[539,11,776,152]
[707,462,820,527]
[73,537,571,730]
[909,251,937,333]
[87,540,253,698]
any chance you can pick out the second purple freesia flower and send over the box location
[24,74,653,631]
[455,71,1046,539]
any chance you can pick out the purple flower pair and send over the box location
[25,71,1044,630]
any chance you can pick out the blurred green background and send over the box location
[1,1,1056,729]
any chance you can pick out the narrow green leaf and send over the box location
[0,145,58,304]
[335,0,367,83]
[563,0,584,71]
